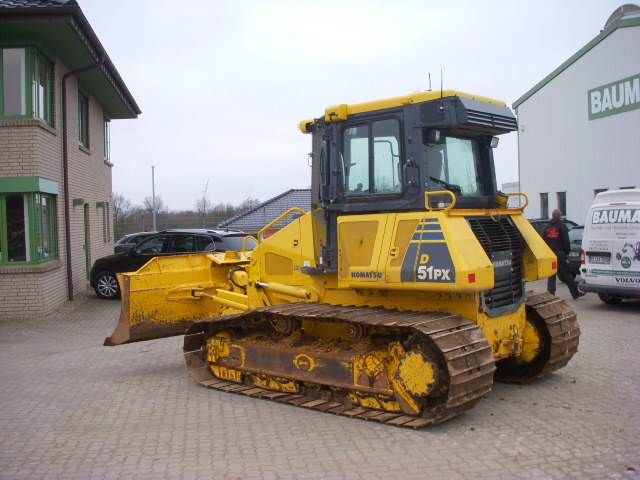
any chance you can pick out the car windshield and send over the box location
[219,235,257,251]
[422,136,486,196]
[115,235,131,245]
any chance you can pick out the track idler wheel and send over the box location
[496,292,580,383]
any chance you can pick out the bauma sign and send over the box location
[588,73,640,120]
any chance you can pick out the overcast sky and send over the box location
[80,0,624,211]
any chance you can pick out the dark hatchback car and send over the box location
[91,229,255,299]
[565,225,584,281]
[529,218,579,235]
[529,218,582,281]
[113,231,157,254]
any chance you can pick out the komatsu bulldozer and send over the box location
[105,90,580,428]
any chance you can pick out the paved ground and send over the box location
[1,283,639,480]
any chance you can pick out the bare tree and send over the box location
[112,192,132,239]
[143,195,167,213]
[238,197,261,212]
[195,197,213,227]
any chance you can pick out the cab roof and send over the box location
[299,89,508,133]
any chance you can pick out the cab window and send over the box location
[343,118,402,196]
[343,125,369,195]
[423,135,485,196]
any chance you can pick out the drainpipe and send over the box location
[61,57,104,301]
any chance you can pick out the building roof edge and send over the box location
[0,0,141,117]
[218,189,310,227]
[513,16,640,109]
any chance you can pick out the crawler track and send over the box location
[496,291,581,383]
[183,303,496,428]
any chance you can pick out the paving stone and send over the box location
[0,285,638,479]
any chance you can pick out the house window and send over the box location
[0,192,57,265]
[106,202,110,241]
[33,50,53,125]
[99,201,112,243]
[342,118,402,196]
[78,92,89,148]
[103,118,110,160]
[0,47,53,124]
[540,193,549,218]
[1,48,26,116]
[594,188,608,196]
[557,191,566,216]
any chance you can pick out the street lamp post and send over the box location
[151,165,157,231]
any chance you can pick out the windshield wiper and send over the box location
[429,176,462,194]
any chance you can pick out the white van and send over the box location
[580,189,640,304]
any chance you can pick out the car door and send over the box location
[165,234,197,254]
[128,234,170,271]
[196,235,217,252]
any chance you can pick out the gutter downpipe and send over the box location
[61,57,104,301]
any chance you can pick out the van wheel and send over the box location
[598,293,622,305]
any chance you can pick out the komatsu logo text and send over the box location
[493,258,512,268]
[351,271,383,280]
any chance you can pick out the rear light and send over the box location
[551,260,557,271]
[580,249,585,264]
[468,272,476,283]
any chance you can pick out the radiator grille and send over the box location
[467,216,524,313]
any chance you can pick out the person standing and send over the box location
[543,209,584,299]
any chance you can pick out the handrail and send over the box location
[257,207,307,243]
[424,190,457,212]
[506,192,529,210]
[242,235,258,251]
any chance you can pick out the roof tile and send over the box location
[0,0,71,8]
[219,189,311,233]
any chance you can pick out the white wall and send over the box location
[516,26,640,224]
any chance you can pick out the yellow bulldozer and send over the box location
[105,89,580,428]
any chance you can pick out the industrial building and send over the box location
[0,0,140,317]
[514,4,640,223]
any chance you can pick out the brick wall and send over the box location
[0,58,117,319]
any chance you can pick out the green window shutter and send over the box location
[0,196,6,263]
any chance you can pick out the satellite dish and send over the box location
[605,3,640,29]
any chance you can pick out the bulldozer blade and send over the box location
[103,274,196,345]
[103,254,248,346]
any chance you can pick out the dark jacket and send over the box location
[543,218,570,255]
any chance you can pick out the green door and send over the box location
[83,203,91,279]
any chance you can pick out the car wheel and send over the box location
[598,293,622,305]
[95,271,120,299]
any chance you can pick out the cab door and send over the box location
[337,213,391,288]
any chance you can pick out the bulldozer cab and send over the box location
[302,90,518,272]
